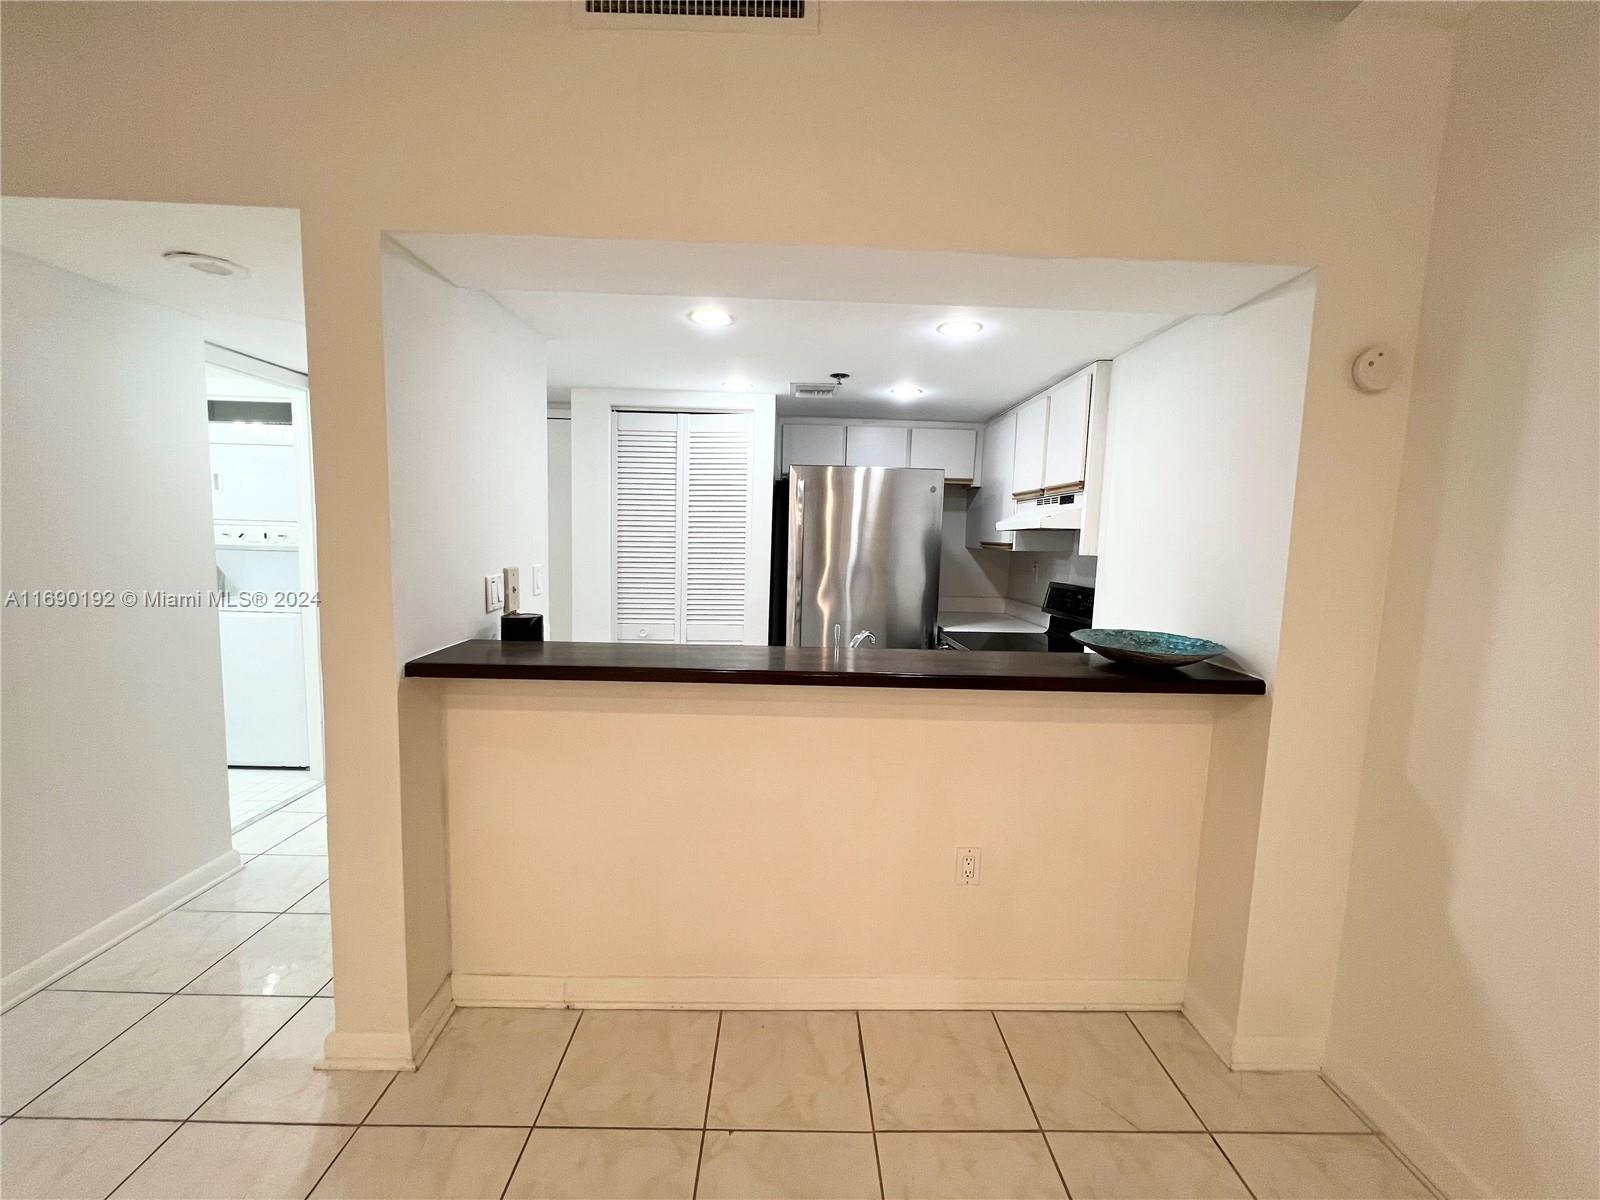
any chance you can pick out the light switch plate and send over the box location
[483,574,504,614]
[531,564,545,596]
[503,567,521,613]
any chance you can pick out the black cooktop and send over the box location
[939,582,1096,653]
[940,630,1085,653]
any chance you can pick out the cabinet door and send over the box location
[968,411,1016,548]
[908,427,977,482]
[845,425,909,467]
[1011,394,1048,497]
[1043,370,1092,493]
[209,442,298,522]
[780,423,845,474]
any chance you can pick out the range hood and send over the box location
[997,500,1084,531]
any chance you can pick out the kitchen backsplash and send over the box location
[1006,539,1098,608]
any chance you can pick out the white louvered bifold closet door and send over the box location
[612,409,754,644]
[682,412,752,644]
[612,411,682,642]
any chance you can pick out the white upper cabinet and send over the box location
[845,424,910,468]
[1042,369,1092,493]
[780,423,846,474]
[1011,393,1049,497]
[907,427,978,482]
[209,442,298,523]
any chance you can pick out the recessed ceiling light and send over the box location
[722,378,754,391]
[888,383,925,400]
[687,306,735,328]
[936,319,984,339]
[163,250,250,279]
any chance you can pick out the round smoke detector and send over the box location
[162,250,251,280]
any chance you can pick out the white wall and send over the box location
[937,489,1007,608]
[382,242,549,663]
[546,415,572,640]
[1093,274,1316,680]
[1325,7,1599,1198]
[569,388,776,644]
[0,249,236,998]
[1006,545,1097,611]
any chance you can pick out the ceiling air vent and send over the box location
[573,0,818,31]
[585,0,804,16]
[789,381,839,401]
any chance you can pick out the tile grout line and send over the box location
[855,1011,885,1200]
[101,992,317,1198]
[1317,1074,1442,1198]
[1,1113,1427,1136]
[690,1010,722,1200]
[302,1124,362,1199]
[10,993,181,1117]
[1122,1014,1256,1200]
[494,1008,586,1199]
[990,1011,1072,1200]
[9,871,324,1191]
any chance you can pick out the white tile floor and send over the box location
[229,769,322,832]
[0,796,1443,1199]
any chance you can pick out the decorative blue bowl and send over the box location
[1070,628,1228,669]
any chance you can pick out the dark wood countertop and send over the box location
[404,640,1266,695]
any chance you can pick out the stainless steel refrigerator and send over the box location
[776,465,943,649]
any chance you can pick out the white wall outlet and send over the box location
[484,573,504,614]
[503,567,521,613]
[956,846,981,886]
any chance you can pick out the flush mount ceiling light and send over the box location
[888,382,925,400]
[936,319,985,339]
[687,306,735,328]
[722,378,754,390]
[163,250,251,279]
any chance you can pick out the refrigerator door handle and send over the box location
[788,476,805,647]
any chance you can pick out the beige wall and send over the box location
[1325,6,1600,1197]
[0,2,1459,1060]
[441,680,1221,1009]
[0,250,236,999]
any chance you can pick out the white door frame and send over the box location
[205,344,326,781]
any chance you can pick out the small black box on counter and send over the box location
[500,612,545,642]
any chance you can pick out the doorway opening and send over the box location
[205,346,326,829]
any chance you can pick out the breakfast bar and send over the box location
[406,639,1264,1012]
[404,639,1266,694]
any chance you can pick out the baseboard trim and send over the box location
[1181,990,1238,1065]
[408,975,455,1067]
[1181,992,1326,1071]
[451,974,1184,1010]
[1230,1032,1325,1071]
[318,974,454,1074]
[317,1030,417,1072]
[1,849,244,1011]
[1323,1053,1485,1199]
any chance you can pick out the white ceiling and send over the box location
[496,290,1179,421]
[1,197,308,372]
[398,233,1305,422]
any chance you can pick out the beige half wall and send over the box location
[437,679,1234,1011]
